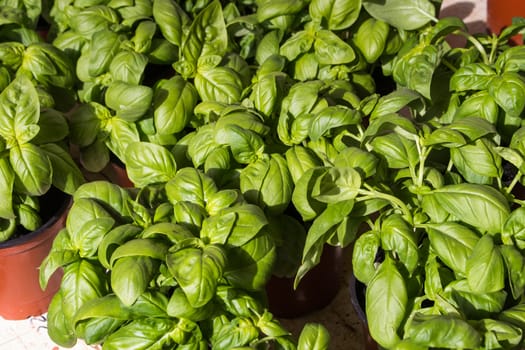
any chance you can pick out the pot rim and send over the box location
[0,191,71,251]
[349,273,368,325]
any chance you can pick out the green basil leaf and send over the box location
[111,256,158,306]
[125,142,178,187]
[109,238,169,266]
[309,0,360,30]
[69,102,104,148]
[223,204,268,247]
[426,222,479,274]
[496,45,525,72]
[489,72,525,117]
[404,314,481,348]
[165,167,217,207]
[60,260,108,323]
[297,323,330,350]
[86,29,123,77]
[98,224,143,269]
[154,76,198,135]
[279,30,315,62]
[314,29,356,65]
[381,214,419,274]
[178,0,227,78]
[292,167,328,221]
[102,318,178,350]
[39,228,79,290]
[312,167,362,203]
[309,106,361,141]
[11,143,52,196]
[167,244,227,307]
[393,44,440,99]
[152,0,189,47]
[105,82,153,121]
[40,143,85,194]
[450,63,497,92]
[46,292,77,347]
[354,17,389,63]
[105,117,140,162]
[296,200,354,286]
[448,116,498,141]
[450,139,502,184]
[352,231,380,284]
[477,319,522,349]
[454,91,499,124]
[73,180,131,217]
[499,303,525,330]
[430,183,510,234]
[500,245,525,299]
[167,287,217,321]
[32,109,69,144]
[195,66,243,104]
[256,0,308,23]
[0,75,39,143]
[0,156,14,219]
[370,132,419,169]
[285,145,323,184]
[466,235,505,293]
[211,316,258,349]
[214,124,265,164]
[366,256,407,348]
[363,0,435,30]
[224,232,276,290]
[215,108,269,136]
[240,154,293,215]
[371,88,420,120]
[109,50,148,85]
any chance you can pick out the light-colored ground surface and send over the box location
[0,1,487,349]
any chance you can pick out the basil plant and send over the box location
[312,81,525,348]
[39,169,330,349]
[0,74,84,242]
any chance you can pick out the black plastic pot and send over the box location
[266,245,344,318]
[349,274,379,350]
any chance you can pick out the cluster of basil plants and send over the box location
[0,12,84,241]
[28,0,525,348]
[350,18,525,350]
[39,172,330,349]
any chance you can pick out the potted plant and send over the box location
[0,19,85,318]
[39,163,330,349]
[487,0,525,45]
[331,15,525,349]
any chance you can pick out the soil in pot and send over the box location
[0,187,70,320]
[266,244,344,319]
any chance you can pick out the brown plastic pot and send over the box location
[487,0,525,44]
[0,189,70,320]
[266,244,344,318]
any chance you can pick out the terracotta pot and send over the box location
[266,245,343,318]
[487,0,525,44]
[349,274,379,350]
[82,161,133,188]
[101,161,134,188]
[0,189,70,320]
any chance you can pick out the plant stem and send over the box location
[358,186,412,221]
[507,170,522,194]
[457,31,490,65]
